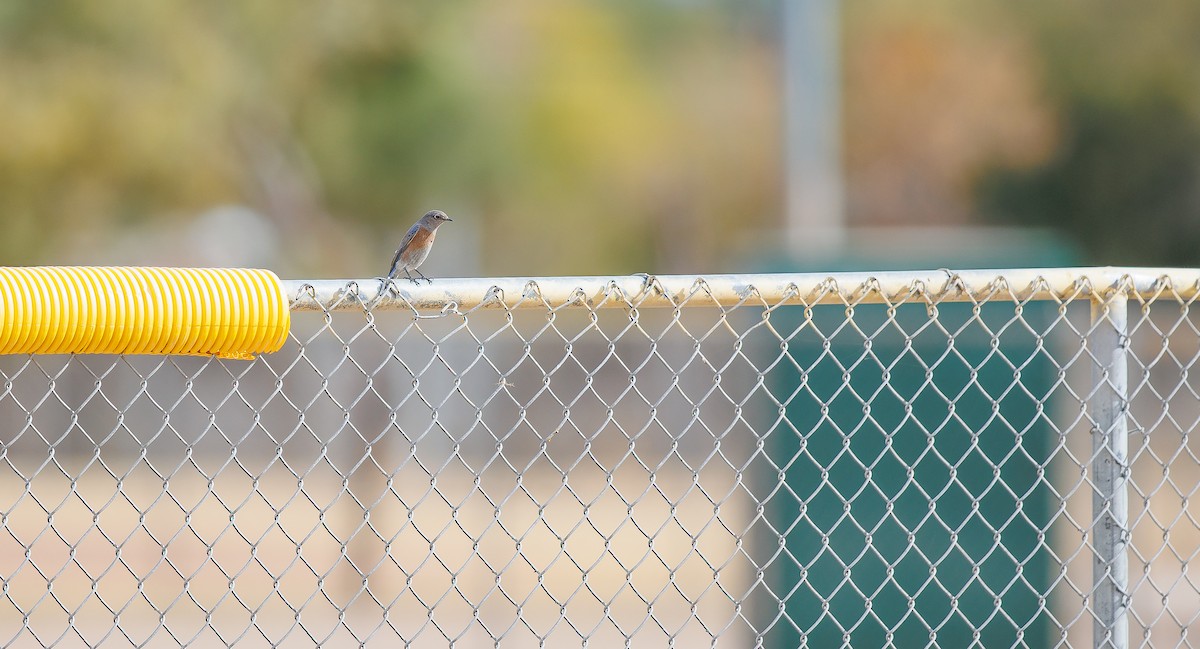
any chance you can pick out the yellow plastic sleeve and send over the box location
[0,267,290,359]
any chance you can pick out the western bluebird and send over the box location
[386,210,453,284]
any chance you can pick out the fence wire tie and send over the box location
[1116,274,1135,298]
[989,275,1014,302]
[1028,275,1052,302]
[686,277,717,307]
[481,285,505,308]
[518,280,545,309]
[904,278,929,304]
[777,282,802,309]
[372,277,394,304]
[733,280,764,305]
[596,280,627,309]
[320,280,364,312]
[937,268,969,301]
[634,273,669,304]
[1144,274,1173,303]
[1076,275,1097,300]
[291,282,319,310]
[848,276,884,306]
[817,277,840,302]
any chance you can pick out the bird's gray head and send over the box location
[420,210,453,227]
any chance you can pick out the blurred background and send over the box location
[1,0,1199,276]
[4,2,1200,644]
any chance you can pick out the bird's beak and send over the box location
[445,217,453,222]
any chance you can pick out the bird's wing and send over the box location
[387,223,422,277]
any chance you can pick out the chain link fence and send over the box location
[1,269,1198,647]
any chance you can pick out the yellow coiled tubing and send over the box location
[0,267,290,359]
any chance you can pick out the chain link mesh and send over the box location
[1,271,1197,647]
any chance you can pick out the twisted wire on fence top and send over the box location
[285,268,1200,312]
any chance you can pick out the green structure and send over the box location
[764,237,1074,647]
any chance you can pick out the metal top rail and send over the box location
[284,266,1200,312]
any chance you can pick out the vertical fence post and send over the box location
[1089,291,1129,649]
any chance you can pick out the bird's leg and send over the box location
[404,268,420,285]
[415,268,433,284]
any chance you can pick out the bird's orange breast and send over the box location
[407,227,435,250]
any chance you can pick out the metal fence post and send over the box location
[1089,292,1129,649]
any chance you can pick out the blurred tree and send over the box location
[397,0,779,275]
[3,0,1197,272]
[978,0,1200,264]
[980,98,1200,265]
[842,2,1054,229]
[0,0,778,275]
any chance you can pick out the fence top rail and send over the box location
[284,267,1200,312]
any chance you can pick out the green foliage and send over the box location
[0,0,777,275]
[5,0,1193,270]
[978,0,1200,264]
[981,97,1200,266]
